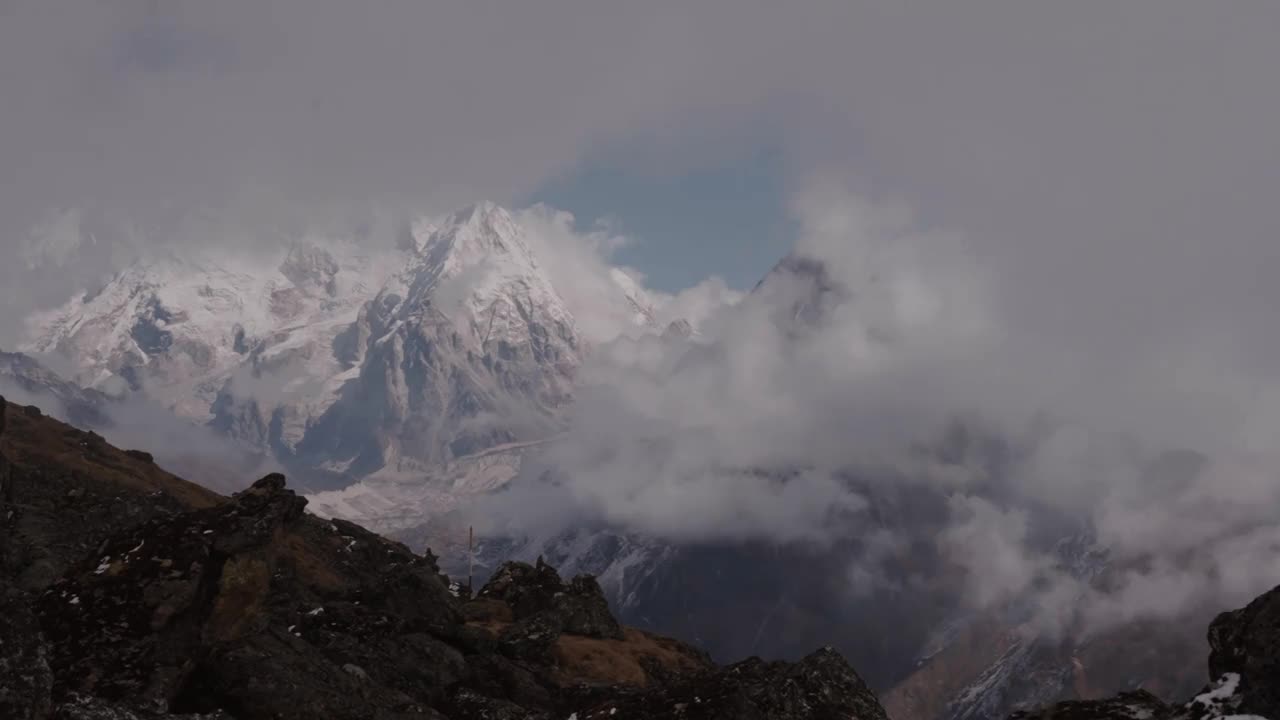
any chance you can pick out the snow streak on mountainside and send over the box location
[22,202,659,491]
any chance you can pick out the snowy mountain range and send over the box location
[13,200,1210,720]
[22,203,660,496]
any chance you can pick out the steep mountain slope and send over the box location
[884,608,1210,720]
[0,395,221,595]
[295,202,583,478]
[0,396,887,719]
[882,533,1210,720]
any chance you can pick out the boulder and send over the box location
[477,558,623,641]
[1206,584,1280,719]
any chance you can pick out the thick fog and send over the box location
[4,0,1280,635]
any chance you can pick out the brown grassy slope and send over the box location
[462,597,713,689]
[1,400,222,510]
[1,399,223,591]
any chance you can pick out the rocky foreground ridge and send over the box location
[3,393,1280,720]
[0,395,886,719]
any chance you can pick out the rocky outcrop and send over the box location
[1009,691,1170,720]
[299,203,582,476]
[0,402,219,593]
[0,586,53,720]
[567,647,891,720]
[1205,584,1280,719]
[0,400,229,719]
[0,401,886,719]
[477,557,624,640]
[33,472,464,718]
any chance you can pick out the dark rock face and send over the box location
[52,695,232,720]
[0,401,887,719]
[0,588,53,720]
[0,404,218,594]
[1,395,11,558]
[478,558,624,640]
[129,297,177,357]
[35,474,459,718]
[1008,691,1169,720]
[1206,584,1280,719]
[0,399,36,720]
[0,401,227,719]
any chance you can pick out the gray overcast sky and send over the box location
[6,0,1280,629]
[2,0,1280,353]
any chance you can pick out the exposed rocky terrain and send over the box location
[0,396,887,719]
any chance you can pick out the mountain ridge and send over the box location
[0,394,888,719]
[22,203,658,492]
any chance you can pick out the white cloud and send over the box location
[513,205,651,344]
[940,496,1046,609]
[477,182,1280,638]
[6,0,1280,642]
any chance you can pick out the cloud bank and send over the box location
[480,181,1280,637]
[5,2,1280,343]
[5,0,1280,638]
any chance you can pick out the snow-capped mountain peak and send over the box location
[418,202,535,276]
[367,202,580,361]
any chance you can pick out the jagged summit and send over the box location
[751,253,849,329]
[396,202,541,282]
[753,253,830,291]
[418,202,534,274]
[392,201,577,349]
[300,202,581,478]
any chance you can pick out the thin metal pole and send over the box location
[468,525,474,594]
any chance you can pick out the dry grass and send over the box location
[206,552,272,642]
[1,402,223,510]
[467,620,512,637]
[462,598,514,624]
[281,530,347,593]
[552,628,711,688]
[460,616,708,688]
